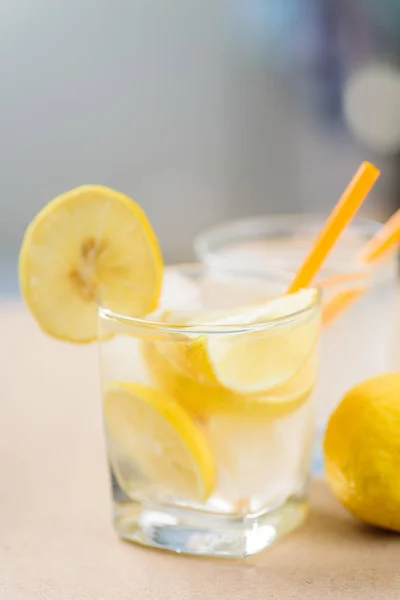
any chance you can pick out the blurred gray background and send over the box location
[2,0,400,295]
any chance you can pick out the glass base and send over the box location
[113,496,308,558]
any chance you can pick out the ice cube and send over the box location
[206,399,314,512]
[101,336,152,385]
[159,268,202,311]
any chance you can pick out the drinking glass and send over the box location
[195,215,398,471]
[98,264,321,557]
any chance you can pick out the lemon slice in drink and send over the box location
[142,339,242,416]
[19,186,163,343]
[105,382,216,501]
[161,289,319,395]
[142,291,319,417]
[257,352,317,413]
[143,338,316,417]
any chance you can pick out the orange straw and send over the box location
[321,288,365,326]
[357,208,400,263]
[322,206,400,325]
[287,162,380,294]
[318,269,368,291]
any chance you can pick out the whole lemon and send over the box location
[324,373,400,532]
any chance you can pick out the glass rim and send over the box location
[194,213,383,261]
[193,213,399,286]
[98,263,321,335]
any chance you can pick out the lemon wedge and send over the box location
[19,186,163,343]
[324,373,400,532]
[160,289,319,395]
[104,382,216,502]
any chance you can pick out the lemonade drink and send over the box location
[195,215,398,472]
[99,266,320,557]
[18,186,320,558]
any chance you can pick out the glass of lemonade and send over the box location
[99,264,321,557]
[195,215,398,471]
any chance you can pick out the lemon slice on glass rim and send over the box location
[105,382,216,502]
[19,185,163,343]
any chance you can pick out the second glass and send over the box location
[195,215,398,471]
[99,264,320,557]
